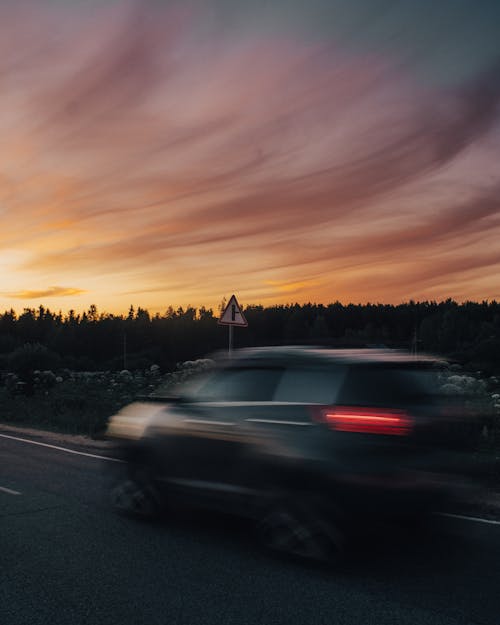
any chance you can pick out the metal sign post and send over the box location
[218,294,248,357]
[228,324,233,356]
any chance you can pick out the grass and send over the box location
[0,374,161,437]
[0,361,213,437]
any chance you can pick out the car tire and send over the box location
[110,463,160,520]
[257,499,344,564]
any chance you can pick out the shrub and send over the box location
[8,343,61,380]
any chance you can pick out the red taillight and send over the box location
[314,406,413,436]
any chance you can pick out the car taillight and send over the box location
[313,406,413,436]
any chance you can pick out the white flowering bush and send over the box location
[0,360,215,437]
[440,383,463,395]
[435,366,500,449]
[151,359,215,397]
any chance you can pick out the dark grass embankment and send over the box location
[0,370,165,437]
[0,360,214,437]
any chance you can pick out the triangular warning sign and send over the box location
[218,295,248,327]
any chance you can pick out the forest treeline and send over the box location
[0,300,499,375]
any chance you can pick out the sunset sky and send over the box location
[1,0,500,314]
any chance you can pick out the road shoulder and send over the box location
[0,422,114,452]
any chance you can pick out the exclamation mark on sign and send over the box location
[231,305,236,321]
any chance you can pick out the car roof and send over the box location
[212,346,441,367]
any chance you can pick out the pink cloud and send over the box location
[0,1,498,309]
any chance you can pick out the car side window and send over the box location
[273,366,346,404]
[191,367,284,402]
[337,365,434,406]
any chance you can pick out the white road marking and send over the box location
[0,433,124,463]
[438,512,500,526]
[0,485,21,495]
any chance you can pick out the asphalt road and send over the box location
[1,432,500,625]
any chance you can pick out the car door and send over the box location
[161,365,285,490]
[237,363,348,488]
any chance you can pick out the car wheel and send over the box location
[258,502,344,563]
[110,470,159,520]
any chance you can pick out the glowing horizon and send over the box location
[1,1,500,315]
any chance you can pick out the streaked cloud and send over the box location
[0,1,499,311]
[6,287,86,300]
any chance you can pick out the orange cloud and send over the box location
[265,279,320,294]
[0,2,498,313]
[6,287,86,299]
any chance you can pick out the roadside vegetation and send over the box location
[0,359,214,437]
[0,300,499,446]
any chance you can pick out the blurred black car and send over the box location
[106,348,481,560]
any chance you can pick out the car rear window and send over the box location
[338,365,440,407]
[273,366,346,404]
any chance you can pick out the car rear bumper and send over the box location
[330,468,478,518]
